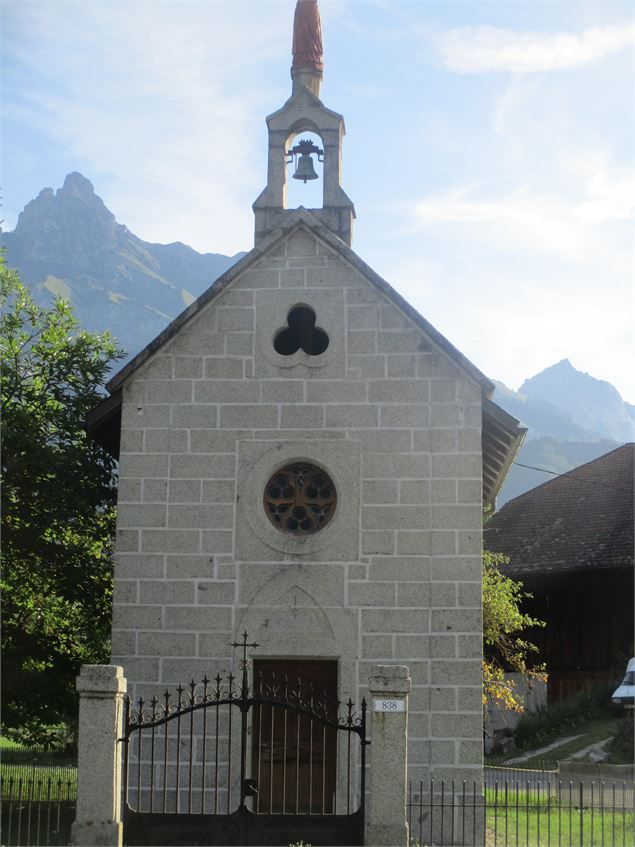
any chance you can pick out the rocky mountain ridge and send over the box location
[520,359,635,444]
[1,172,242,361]
[493,362,633,504]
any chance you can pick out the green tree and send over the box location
[482,549,547,715]
[1,260,124,746]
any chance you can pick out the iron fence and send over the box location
[0,777,76,846]
[0,749,77,793]
[408,778,634,847]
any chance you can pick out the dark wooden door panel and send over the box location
[252,660,338,814]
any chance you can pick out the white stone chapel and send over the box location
[88,0,524,791]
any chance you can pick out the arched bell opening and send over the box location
[284,130,324,210]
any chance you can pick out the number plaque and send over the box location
[372,698,405,713]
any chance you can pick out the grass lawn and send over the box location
[485,807,634,847]
[0,736,25,749]
[485,789,634,847]
[411,788,634,847]
[1,739,77,800]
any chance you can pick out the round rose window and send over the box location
[264,463,336,534]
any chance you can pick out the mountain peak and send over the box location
[527,359,578,380]
[552,358,574,370]
[520,360,634,443]
[522,359,616,394]
[6,172,116,270]
[60,172,97,201]
[0,173,241,369]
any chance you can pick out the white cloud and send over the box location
[385,245,635,407]
[569,152,635,223]
[410,147,634,266]
[438,22,633,73]
[2,1,291,253]
[397,136,635,402]
[493,76,541,134]
[406,19,635,401]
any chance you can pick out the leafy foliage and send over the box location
[482,550,547,714]
[607,713,635,764]
[1,260,123,746]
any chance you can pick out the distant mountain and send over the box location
[1,172,242,362]
[492,380,595,442]
[493,361,633,506]
[520,359,635,444]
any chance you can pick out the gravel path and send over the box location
[504,734,583,764]
[569,736,613,761]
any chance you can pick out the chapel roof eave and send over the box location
[85,389,122,460]
[482,398,527,508]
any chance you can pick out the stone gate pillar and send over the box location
[71,664,127,847]
[366,664,411,847]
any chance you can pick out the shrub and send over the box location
[606,715,635,764]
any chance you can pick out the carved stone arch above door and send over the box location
[235,565,357,669]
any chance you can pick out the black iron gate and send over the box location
[121,634,368,846]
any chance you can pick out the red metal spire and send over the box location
[292,0,323,75]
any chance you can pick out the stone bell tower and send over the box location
[253,0,355,246]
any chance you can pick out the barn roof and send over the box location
[87,209,526,506]
[484,443,635,575]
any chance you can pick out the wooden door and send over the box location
[252,660,338,814]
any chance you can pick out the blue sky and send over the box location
[2,0,633,401]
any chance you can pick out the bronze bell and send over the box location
[293,152,319,182]
[287,138,324,183]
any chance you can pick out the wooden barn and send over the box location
[485,443,634,703]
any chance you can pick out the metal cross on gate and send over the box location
[230,631,259,808]
[230,630,259,681]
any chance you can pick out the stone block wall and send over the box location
[111,224,484,784]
